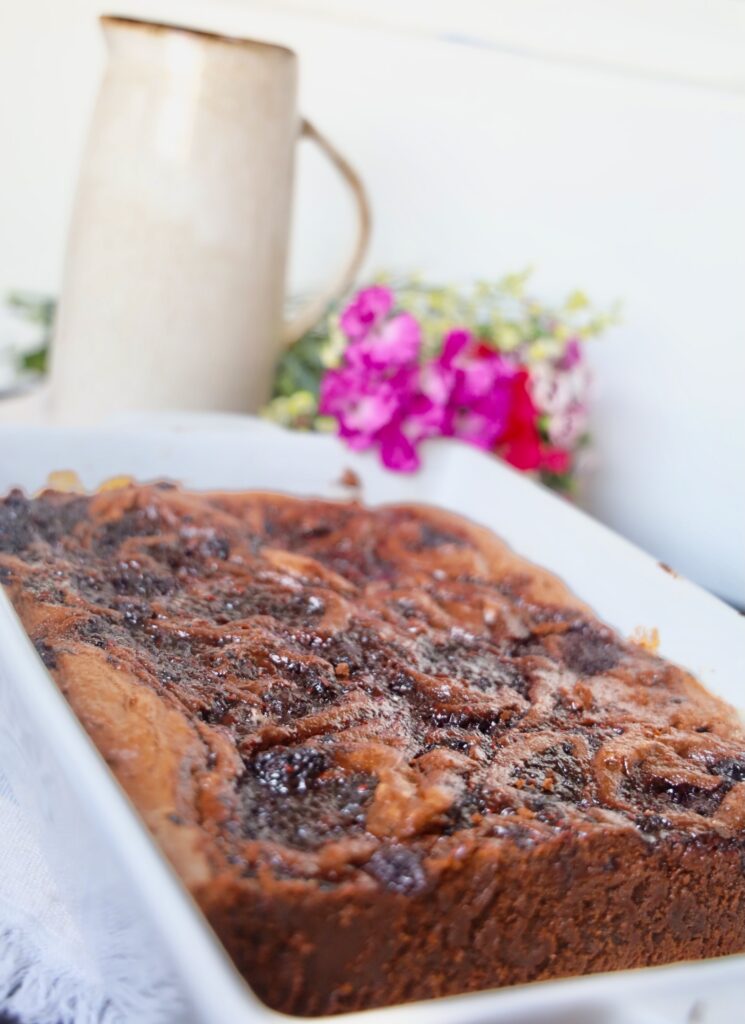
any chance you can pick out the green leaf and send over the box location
[540,469,576,495]
[21,347,49,373]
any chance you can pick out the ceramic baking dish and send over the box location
[0,415,743,1024]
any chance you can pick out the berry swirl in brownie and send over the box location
[1,484,743,1016]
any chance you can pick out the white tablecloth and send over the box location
[0,766,114,1024]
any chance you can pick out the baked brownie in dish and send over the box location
[1,483,744,1016]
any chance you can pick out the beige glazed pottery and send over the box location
[50,16,370,424]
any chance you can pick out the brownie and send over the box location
[1,483,744,1016]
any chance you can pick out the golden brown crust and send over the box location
[1,483,744,1015]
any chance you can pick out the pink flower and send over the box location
[375,390,449,472]
[378,420,420,472]
[340,285,394,342]
[319,362,444,472]
[558,337,582,370]
[430,330,520,449]
[319,366,403,450]
[547,401,587,448]
[321,287,433,471]
[346,312,421,371]
[528,341,591,459]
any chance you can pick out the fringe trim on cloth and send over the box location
[0,909,116,1024]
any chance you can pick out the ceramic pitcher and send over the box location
[50,16,369,424]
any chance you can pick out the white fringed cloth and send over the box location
[0,766,114,1024]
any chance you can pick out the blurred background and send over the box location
[0,0,743,603]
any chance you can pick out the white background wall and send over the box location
[1,0,744,603]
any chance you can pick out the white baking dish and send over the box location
[0,415,743,1024]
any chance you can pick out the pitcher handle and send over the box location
[282,118,371,347]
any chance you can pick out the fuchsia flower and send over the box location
[339,285,394,341]
[346,311,421,372]
[558,337,582,370]
[319,366,403,450]
[320,286,579,476]
[320,290,435,470]
[429,330,521,450]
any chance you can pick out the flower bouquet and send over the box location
[263,272,615,493]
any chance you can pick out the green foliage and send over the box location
[5,291,56,375]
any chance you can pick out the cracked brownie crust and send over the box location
[1,483,744,1015]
